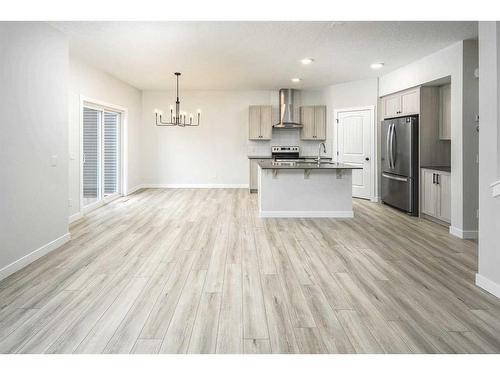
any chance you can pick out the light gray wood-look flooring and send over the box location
[1,188,499,354]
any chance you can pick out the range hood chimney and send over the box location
[273,88,302,128]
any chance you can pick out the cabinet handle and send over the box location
[432,173,436,184]
[436,174,440,185]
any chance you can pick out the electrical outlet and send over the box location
[68,199,73,207]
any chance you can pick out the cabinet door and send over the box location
[436,172,451,223]
[249,159,259,191]
[314,106,327,140]
[260,105,273,140]
[439,84,451,140]
[383,94,401,118]
[249,106,261,140]
[400,88,420,115]
[300,106,315,140]
[421,169,437,216]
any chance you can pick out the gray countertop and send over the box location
[248,155,333,160]
[258,160,362,170]
[421,166,451,173]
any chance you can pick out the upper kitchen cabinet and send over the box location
[439,83,451,140]
[382,87,420,119]
[248,105,273,140]
[300,105,326,140]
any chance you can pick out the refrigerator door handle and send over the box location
[382,173,408,182]
[386,123,392,169]
[391,123,396,168]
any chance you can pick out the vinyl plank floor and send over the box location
[0,188,499,353]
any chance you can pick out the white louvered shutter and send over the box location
[103,111,120,195]
[83,107,100,198]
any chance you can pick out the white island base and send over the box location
[258,166,354,218]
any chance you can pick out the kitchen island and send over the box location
[257,160,362,218]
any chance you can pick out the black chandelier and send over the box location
[155,72,201,127]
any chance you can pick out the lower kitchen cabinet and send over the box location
[421,168,451,223]
[249,159,267,192]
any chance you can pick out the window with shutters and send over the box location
[82,104,121,208]
[103,112,119,196]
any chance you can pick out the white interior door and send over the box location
[336,109,372,200]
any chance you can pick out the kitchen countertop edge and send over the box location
[420,166,451,173]
[258,160,362,170]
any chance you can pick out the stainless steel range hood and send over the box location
[273,88,302,128]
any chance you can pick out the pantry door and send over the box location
[334,107,374,200]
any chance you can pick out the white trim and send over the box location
[370,196,380,203]
[491,180,500,197]
[333,106,376,201]
[0,233,71,281]
[69,212,83,224]
[476,273,500,299]
[79,96,128,213]
[259,210,354,218]
[449,226,478,239]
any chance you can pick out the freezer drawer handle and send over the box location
[382,173,408,182]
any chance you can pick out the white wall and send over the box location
[302,78,379,198]
[379,41,479,238]
[476,22,500,298]
[0,23,69,279]
[68,58,143,217]
[141,90,276,187]
[141,80,378,188]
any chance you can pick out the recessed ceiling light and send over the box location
[370,62,384,70]
[301,58,314,65]
[291,78,301,83]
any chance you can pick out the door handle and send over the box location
[386,124,392,168]
[391,124,396,169]
[382,173,408,182]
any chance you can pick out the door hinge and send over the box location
[336,118,339,123]
[336,151,339,156]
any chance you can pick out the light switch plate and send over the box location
[51,155,58,167]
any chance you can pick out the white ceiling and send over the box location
[51,21,477,91]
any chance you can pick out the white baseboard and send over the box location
[449,226,478,239]
[491,180,500,198]
[140,183,249,189]
[0,233,71,281]
[370,196,380,203]
[259,210,354,218]
[69,212,83,224]
[476,273,500,299]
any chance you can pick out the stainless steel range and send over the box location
[271,146,302,161]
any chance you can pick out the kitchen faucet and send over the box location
[317,142,327,163]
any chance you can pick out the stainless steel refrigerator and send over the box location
[381,116,419,215]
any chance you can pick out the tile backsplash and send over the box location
[247,128,329,157]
